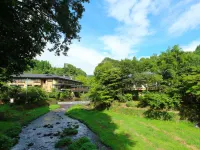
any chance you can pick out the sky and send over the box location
[37,0,200,75]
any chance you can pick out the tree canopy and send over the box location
[25,60,87,78]
[0,0,89,82]
[88,45,200,122]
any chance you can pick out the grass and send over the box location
[60,128,78,137]
[55,137,72,148]
[0,103,60,149]
[66,104,200,150]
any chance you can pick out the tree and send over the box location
[194,45,200,55]
[0,0,89,82]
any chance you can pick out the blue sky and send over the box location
[38,0,200,75]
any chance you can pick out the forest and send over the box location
[25,60,87,79]
[84,45,200,123]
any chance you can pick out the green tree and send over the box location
[194,45,200,55]
[0,0,89,83]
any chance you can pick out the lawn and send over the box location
[0,103,60,149]
[66,104,200,150]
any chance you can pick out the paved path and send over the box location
[12,104,109,150]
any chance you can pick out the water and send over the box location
[12,104,110,150]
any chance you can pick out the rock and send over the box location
[43,133,53,137]
[43,124,53,128]
[56,122,60,125]
[27,143,34,147]
[43,124,48,128]
[53,131,60,136]
[195,123,200,128]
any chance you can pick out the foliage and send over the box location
[48,88,59,99]
[68,137,96,150]
[59,90,72,101]
[55,137,72,148]
[144,109,175,120]
[117,93,133,102]
[26,60,87,78]
[0,134,13,150]
[126,101,136,107]
[140,92,180,110]
[80,142,97,150]
[0,0,89,82]
[60,128,78,137]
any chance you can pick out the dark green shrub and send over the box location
[125,94,132,101]
[16,87,48,104]
[126,101,135,107]
[6,124,21,138]
[80,142,97,150]
[144,109,175,120]
[117,94,126,102]
[60,128,78,137]
[48,89,59,99]
[55,137,72,148]
[60,90,72,100]
[139,92,180,110]
[68,137,90,150]
[0,134,13,150]
[0,86,22,104]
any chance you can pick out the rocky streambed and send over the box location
[12,104,109,150]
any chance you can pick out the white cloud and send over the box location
[182,40,200,52]
[169,2,200,35]
[102,0,169,59]
[37,44,105,75]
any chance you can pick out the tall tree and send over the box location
[0,0,89,82]
[194,45,200,55]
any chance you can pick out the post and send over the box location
[26,78,28,103]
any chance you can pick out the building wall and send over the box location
[8,78,82,92]
[8,78,54,92]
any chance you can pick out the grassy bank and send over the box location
[0,104,60,149]
[66,104,200,150]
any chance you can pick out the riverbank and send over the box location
[0,104,60,149]
[12,104,109,150]
[67,104,200,150]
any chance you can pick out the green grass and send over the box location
[0,104,60,149]
[66,104,200,150]
[55,137,72,148]
[49,104,60,110]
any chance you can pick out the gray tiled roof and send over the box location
[12,74,82,83]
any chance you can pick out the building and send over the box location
[8,74,88,92]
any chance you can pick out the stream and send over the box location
[12,104,110,150]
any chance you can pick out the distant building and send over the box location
[8,74,88,92]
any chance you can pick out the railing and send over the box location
[71,87,89,92]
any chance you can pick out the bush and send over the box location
[80,93,91,101]
[0,86,22,103]
[126,101,135,107]
[117,94,126,102]
[144,109,175,120]
[80,142,97,150]
[59,90,72,101]
[125,94,132,101]
[139,92,180,110]
[48,89,59,99]
[55,137,72,148]
[117,94,132,102]
[68,137,96,150]
[60,128,78,137]
[0,134,13,150]
[6,124,21,138]
[15,87,48,105]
